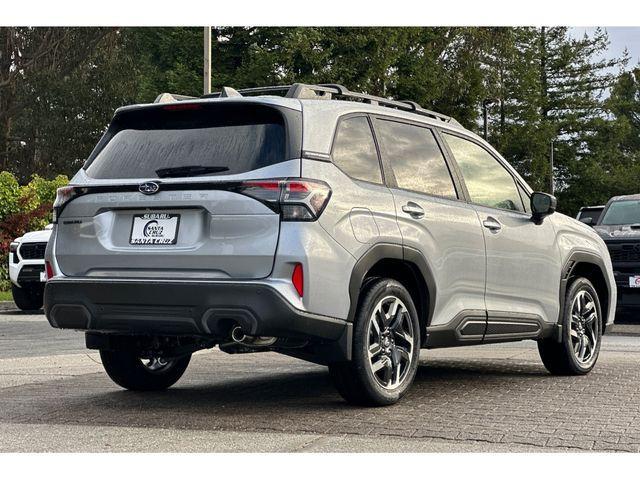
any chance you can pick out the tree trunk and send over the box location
[0,91,15,172]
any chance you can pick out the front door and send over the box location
[441,132,562,339]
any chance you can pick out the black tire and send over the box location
[11,283,43,311]
[538,277,602,375]
[100,350,191,391]
[329,278,421,406]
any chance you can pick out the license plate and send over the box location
[130,213,180,245]
[629,276,640,288]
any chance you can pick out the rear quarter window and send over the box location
[331,116,383,184]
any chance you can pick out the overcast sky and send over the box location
[571,27,640,68]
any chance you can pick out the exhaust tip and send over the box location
[231,326,246,343]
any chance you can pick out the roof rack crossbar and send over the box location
[200,83,461,126]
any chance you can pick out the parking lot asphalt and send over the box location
[1,308,640,452]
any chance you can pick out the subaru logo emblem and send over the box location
[139,181,160,195]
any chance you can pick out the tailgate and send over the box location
[55,187,280,280]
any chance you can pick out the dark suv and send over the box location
[576,205,605,226]
[594,194,640,318]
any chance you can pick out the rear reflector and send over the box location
[292,263,304,297]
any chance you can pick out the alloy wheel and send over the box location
[569,289,599,365]
[366,295,415,389]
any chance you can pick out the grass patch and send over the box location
[0,290,13,302]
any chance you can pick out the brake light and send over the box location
[52,186,78,223]
[45,261,54,281]
[162,103,203,111]
[237,179,331,221]
[292,263,304,297]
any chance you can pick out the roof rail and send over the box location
[201,83,461,126]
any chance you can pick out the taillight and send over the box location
[45,261,54,281]
[292,263,304,297]
[52,186,78,223]
[238,179,331,221]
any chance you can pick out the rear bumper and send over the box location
[44,279,349,343]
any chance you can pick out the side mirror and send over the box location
[579,217,594,226]
[531,192,557,224]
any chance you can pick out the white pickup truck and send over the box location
[8,225,52,310]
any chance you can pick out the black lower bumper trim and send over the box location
[616,287,640,308]
[44,279,348,344]
[18,265,45,284]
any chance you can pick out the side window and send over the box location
[517,184,531,213]
[331,116,382,184]
[442,133,524,212]
[375,120,457,198]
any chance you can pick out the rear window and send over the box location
[84,103,292,179]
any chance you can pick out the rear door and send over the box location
[372,117,487,331]
[55,101,302,280]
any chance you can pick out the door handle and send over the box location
[482,217,502,232]
[402,202,425,218]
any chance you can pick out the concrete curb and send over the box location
[0,301,17,311]
[608,324,640,336]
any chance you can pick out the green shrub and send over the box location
[0,171,22,223]
[0,171,69,291]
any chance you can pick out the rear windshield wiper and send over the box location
[155,165,230,178]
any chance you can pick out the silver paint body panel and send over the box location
[48,95,616,339]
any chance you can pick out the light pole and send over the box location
[549,140,555,195]
[203,26,211,95]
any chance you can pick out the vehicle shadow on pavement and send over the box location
[416,359,548,379]
[85,359,547,412]
[0,357,556,434]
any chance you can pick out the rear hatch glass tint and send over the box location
[84,102,299,179]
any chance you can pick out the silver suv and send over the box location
[45,84,616,406]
